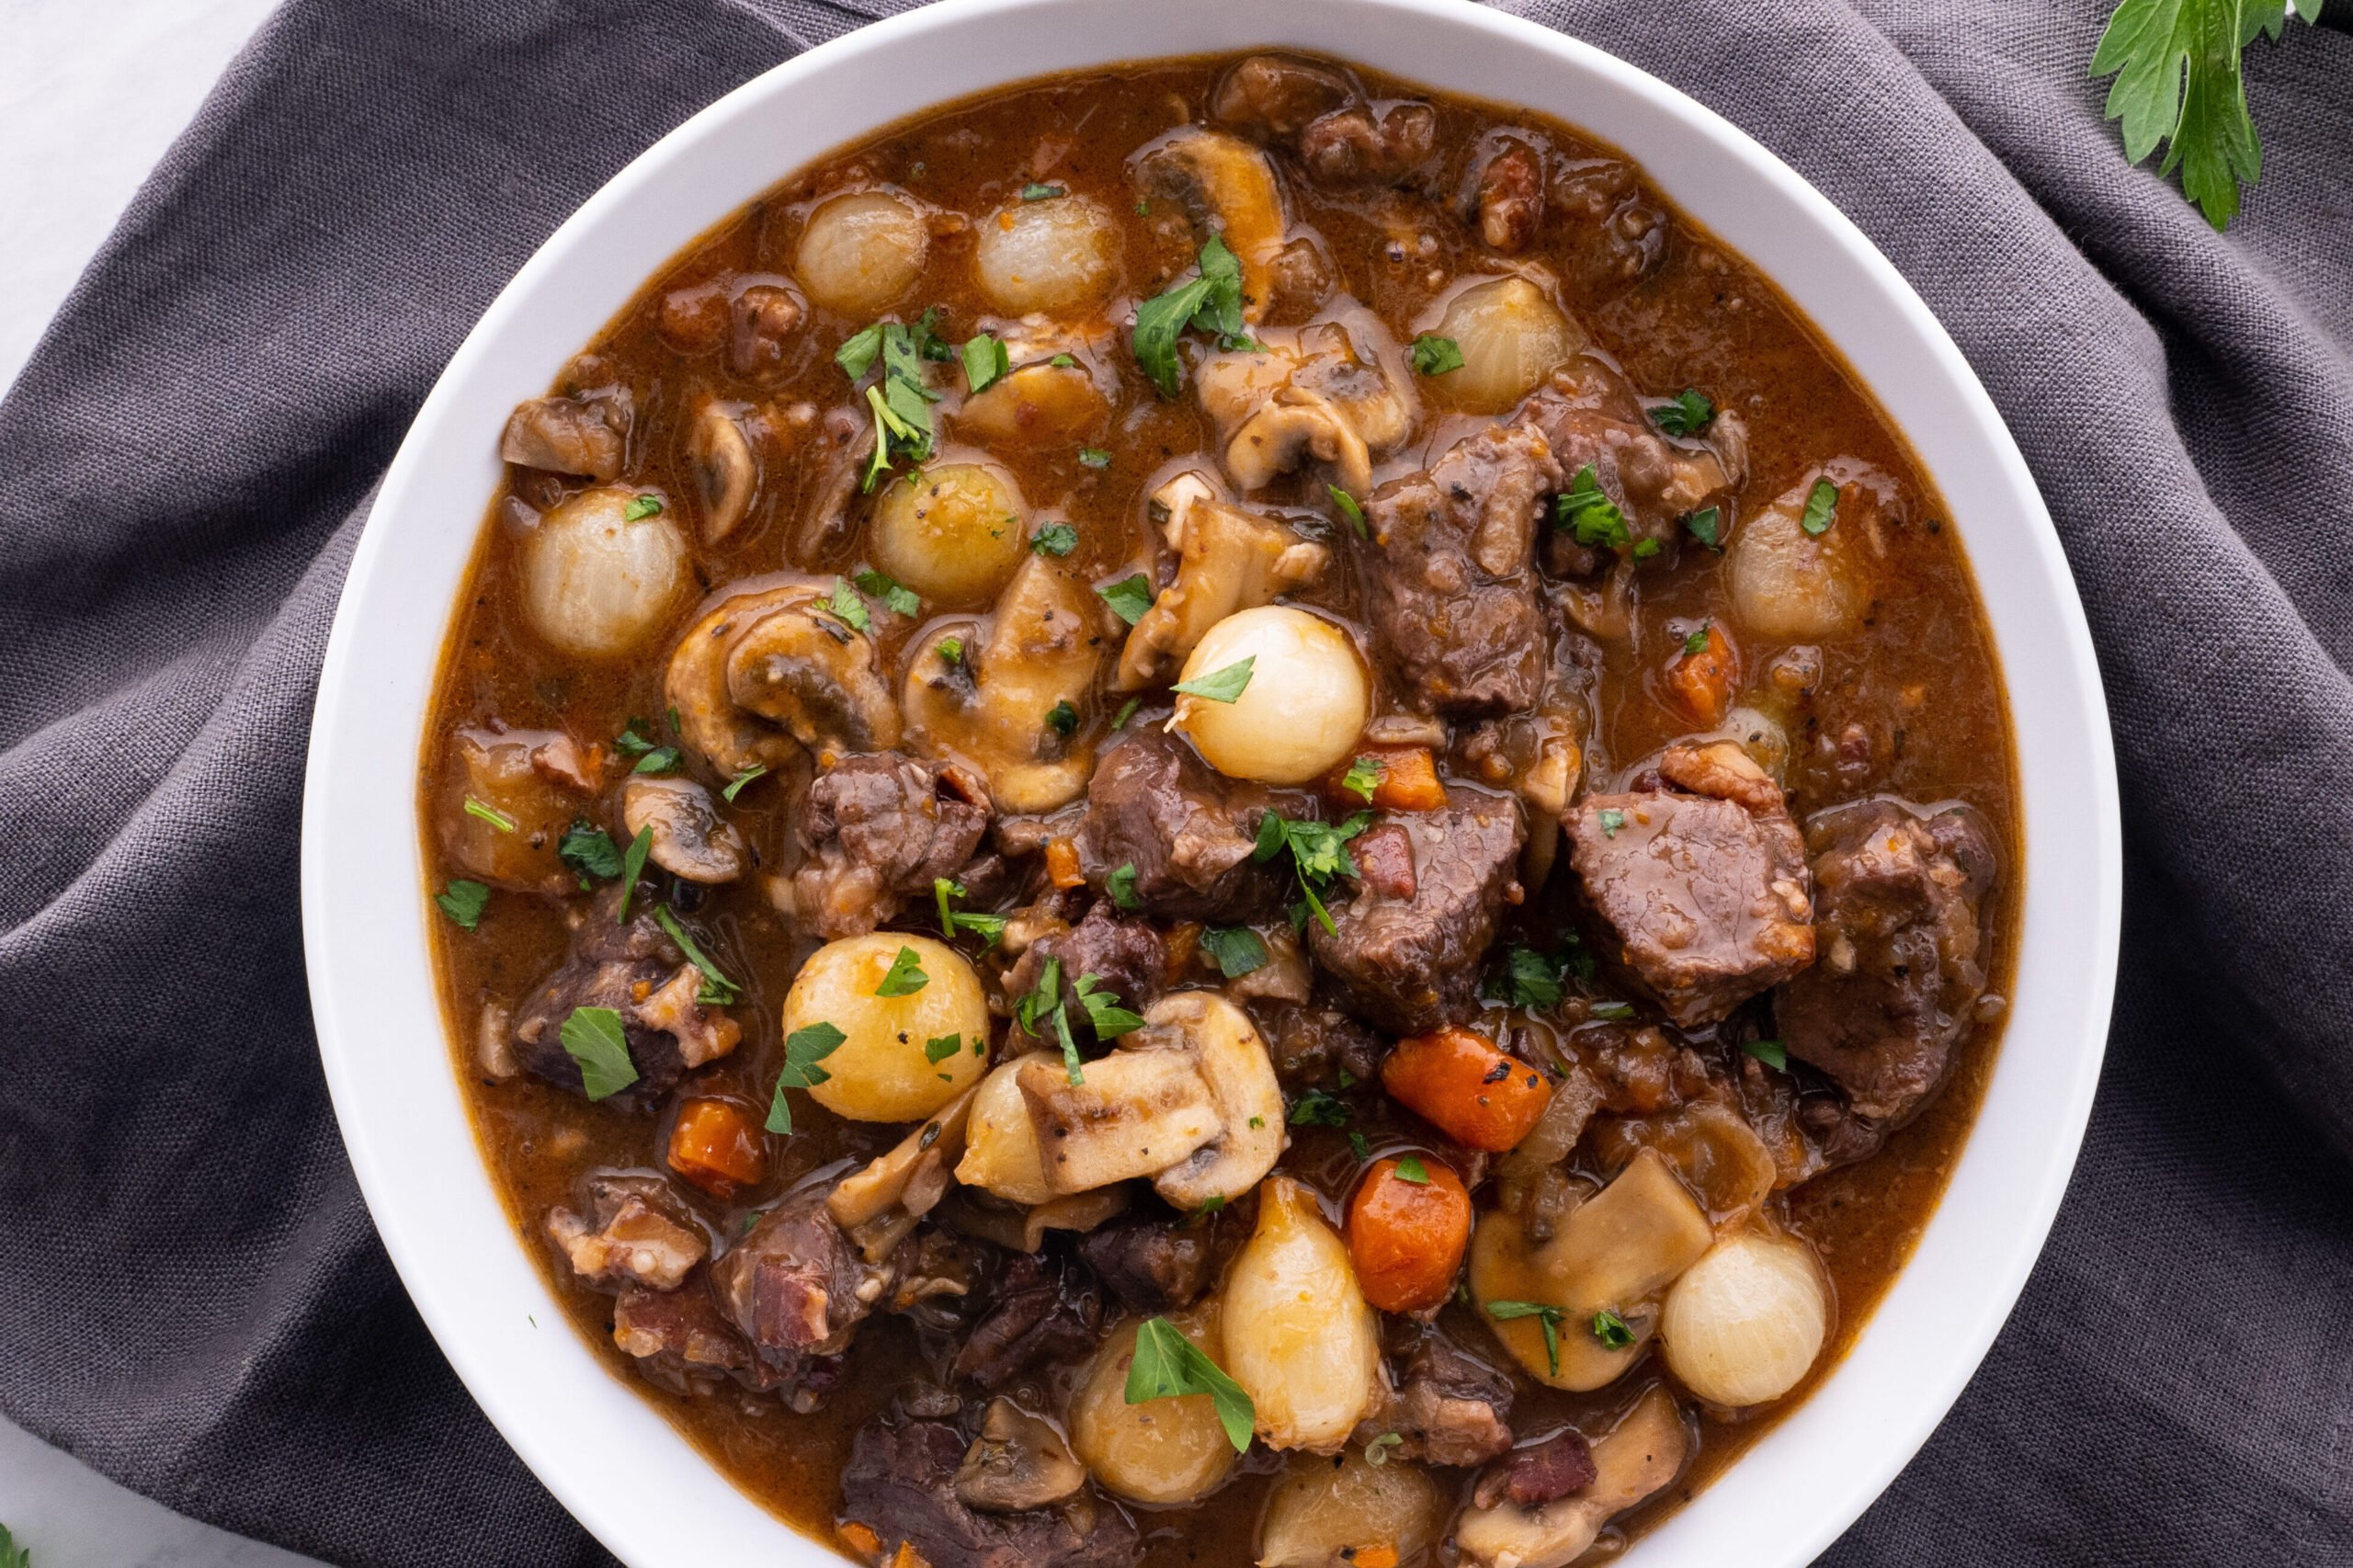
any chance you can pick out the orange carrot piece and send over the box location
[837,1523,883,1561]
[666,1097,769,1199]
[1346,1155,1472,1313]
[1665,623,1739,728]
[1046,835,1085,890]
[1380,1027,1553,1153]
[1327,744,1448,812]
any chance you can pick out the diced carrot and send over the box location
[1046,835,1085,890]
[837,1523,883,1561]
[1665,623,1740,728]
[1380,1027,1553,1153]
[1346,1155,1472,1313]
[888,1542,933,1568]
[1326,744,1448,812]
[1355,1548,1401,1568]
[666,1097,769,1199]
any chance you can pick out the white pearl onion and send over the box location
[1660,1230,1831,1407]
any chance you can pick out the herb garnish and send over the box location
[654,907,741,1006]
[1589,1000,1636,1021]
[924,1034,963,1064]
[1486,1300,1566,1377]
[852,568,922,619]
[1800,479,1839,537]
[1409,334,1464,376]
[1131,234,1255,398]
[1591,1309,1636,1350]
[1199,925,1269,979]
[1342,755,1385,802]
[1364,1431,1405,1466]
[1031,521,1079,557]
[615,824,654,922]
[436,879,490,930]
[1327,484,1370,540]
[1253,809,1371,934]
[962,333,1010,394]
[1046,699,1080,737]
[1110,696,1142,730]
[875,946,930,997]
[1097,574,1154,625]
[1125,1316,1255,1451]
[631,745,680,776]
[1554,465,1630,551]
[1597,807,1628,839]
[826,575,873,632]
[1289,1089,1351,1128]
[1020,181,1066,200]
[722,765,767,802]
[1684,506,1723,551]
[558,819,621,886]
[1172,656,1254,704]
[1649,389,1714,437]
[937,636,965,665]
[934,877,1008,946]
[1745,1039,1790,1071]
[462,796,516,833]
[764,1021,847,1134]
[1684,623,1712,656]
[1078,447,1112,470]
[1486,944,1570,1009]
[1394,1155,1432,1185]
[1108,863,1142,910]
[840,311,952,491]
[622,494,665,521]
[560,1006,638,1101]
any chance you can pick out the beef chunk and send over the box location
[1004,901,1167,1047]
[1567,742,1814,1028]
[710,1185,890,1372]
[1776,801,1997,1126]
[499,393,624,480]
[613,1270,834,1404]
[1297,101,1438,187]
[1209,53,1353,138]
[1076,731,1299,919]
[1472,1429,1598,1509]
[792,752,992,938]
[511,886,733,1105]
[1518,381,1743,561]
[1476,139,1545,254]
[950,1252,1103,1388]
[1385,1329,1515,1468]
[1310,792,1526,1035]
[841,1415,1141,1568]
[1256,1002,1384,1093]
[545,1171,707,1292]
[728,282,804,381]
[1364,425,1561,717]
[1076,1216,1215,1315]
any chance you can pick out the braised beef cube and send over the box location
[1256,1002,1385,1093]
[710,1185,890,1370]
[1386,1328,1515,1468]
[613,1269,824,1403]
[1297,100,1439,187]
[1208,53,1353,138]
[792,752,993,939]
[950,1252,1103,1388]
[509,885,727,1106]
[1364,425,1560,717]
[1004,899,1167,1049]
[1310,792,1526,1035]
[545,1170,707,1291]
[1076,731,1302,920]
[1476,138,1545,254]
[1075,1216,1215,1315]
[728,282,805,380]
[840,1415,1141,1568]
[1472,1428,1598,1509]
[1567,742,1814,1028]
[1777,800,1997,1126]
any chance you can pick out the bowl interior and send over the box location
[301,1,2121,1563]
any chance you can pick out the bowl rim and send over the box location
[300,2,2123,1564]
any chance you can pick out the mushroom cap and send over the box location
[621,775,748,884]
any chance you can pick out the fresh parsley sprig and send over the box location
[1125,1315,1255,1451]
[1253,809,1371,934]
[1131,234,1256,398]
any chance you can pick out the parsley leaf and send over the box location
[1074,973,1144,1040]
[436,879,490,930]
[1111,696,1142,730]
[1745,1039,1790,1071]
[616,824,654,922]
[1486,944,1565,1009]
[836,324,884,379]
[1199,925,1269,979]
[1031,521,1079,557]
[1684,623,1712,656]
[462,796,516,832]
[613,718,656,756]
[1590,1000,1636,1021]
[821,576,871,632]
[631,745,681,776]
[1591,1309,1636,1350]
[1800,479,1839,537]
[844,314,946,490]
[654,906,740,1005]
[1021,181,1066,200]
[1486,1299,1565,1377]
[622,493,665,521]
[1342,755,1385,802]
[1289,1089,1351,1128]
[1108,862,1142,910]
[1394,1155,1431,1185]
[560,1006,638,1101]
[1253,810,1370,935]
[937,636,965,665]
[1364,1431,1405,1466]
[934,877,1008,946]
[0,1522,29,1568]
[1597,807,1628,839]
[925,1033,963,1064]
[1125,1315,1255,1451]
[1046,699,1080,737]
[722,765,767,802]
[1328,484,1370,540]
[1131,234,1253,397]
[1649,389,1714,437]
[1684,506,1723,551]
[1078,446,1112,470]
[875,946,930,997]
[1098,573,1155,625]
[962,333,1010,393]
[1409,334,1464,376]
[1554,465,1631,551]
[853,567,922,618]
[1172,656,1255,703]
[765,1021,847,1134]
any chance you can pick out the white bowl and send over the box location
[301,1,2122,1562]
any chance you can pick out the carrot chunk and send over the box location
[1380,1026,1553,1153]
[1665,622,1740,728]
[1346,1154,1473,1313]
[665,1096,769,1199]
[1327,744,1448,812]
[1045,835,1085,890]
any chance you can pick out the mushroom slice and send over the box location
[622,776,748,884]
[688,399,759,543]
[956,1052,1058,1206]
[1115,472,1328,690]
[665,585,813,777]
[724,596,903,766]
[956,1399,1089,1514]
[955,361,1111,449]
[1146,993,1288,1210]
[1453,1386,1691,1568]
[904,553,1104,813]
[1195,312,1416,494]
[1016,1048,1220,1196]
[500,393,624,480]
[829,1084,978,1260]
[1132,127,1289,322]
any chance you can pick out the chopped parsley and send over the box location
[1684,623,1712,656]
[560,1006,638,1101]
[1199,925,1269,979]
[1046,699,1080,737]
[875,946,930,997]
[1031,521,1079,557]
[1342,755,1386,802]
[1172,656,1254,703]
[1409,334,1464,376]
[435,879,490,930]
[1253,809,1370,935]
[1328,484,1370,540]
[621,494,665,521]
[1486,944,1567,1009]
[1078,447,1112,470]
[1289,1089,1351,1128]
[1649,389,1714,437]
[1486,1300,1566,1377]
[841,311,952,491]
[1016,960,1142,1084]
[1074,973,1145,1040]
[962,333,1010,394]
[1554,464,1631,551]
[1049,352,1077,368]
[1394,1155,1432,1185]
[1801,478,1839,537]
[1589,1000,1636,1021]
[852,568,922,618]
[1745,1039,1790,1071]
[615,824,654,922]
[1684,506,1723,551]
[461,796,516,833]
[1125,1315,1255,1452]
[1131,233,1254,398]
[825,576,873,633]
[1097,573,1155,625]
[1597,807,1628,839]
[654,906,740,1005]
[764,1020,847,1134]
[613,718,657,756]
[924,1034,963,1064]
[1363,1431,1405,1466]
[1020,181,1065,200]
[1107,862,1141,910]
[934,877,1008,946]
[631,745,680,776]
[1590,1309,1636,1350]
[558,820,622,883]
[1110,696,1142,730]
[937,636,965,665]
[722,765,767,802]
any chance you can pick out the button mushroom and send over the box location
[1193,311,1416,495]
[1142,992,1288,1210]
[955,1399,1090,1514]
[1114,472,1328,691]
[687,398,760,544]
[1452,1386,1691,1568]
[1131,127,1290,324]
[500,393,625,480]
[665,582,902,778]
[903,553,1105,813]
[621,775,748,884]
[1016,1048,1222,1196]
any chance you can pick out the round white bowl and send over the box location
[301,1,2122,1563]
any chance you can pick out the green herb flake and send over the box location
[1111,696,1142,730]
[1650,389,1714,437]
[1801,479,1840,537]
[1364,1431,1405,1466]
[1394,1155,1432,1185]
[937,636,965,665]
[615,824,654,923]
[1591,1309,1636,1350]
[1486,945,1565,1009]
[1745,1039,1790,1071]
[1050,353,1077,369]
[1342,755,1386,802]
[560,1006,638,1101]
[1131,234,1252,397]
[1253,810,1371,937]
[847,313,947,489]
[0,1522,31,1568]
[1348,1130,1372,1161]
[1046,699,1080,737]
[1409,334,1464,376]
[835,323,885,379]
[853,567,922,619]
[1590,1000,1636,1021]
[557,820,622,884]
[1098,573,1155,625]
[962,333,1011,394]
[1125,1315,1256,1452]
[621,494,664,522]
[1684,506,1723,551]
[1074,973,1144,1040]
[1199,925,1270,980]
[1021,181,1066,200]
[1684,624,1712,657]
[462,796,517,833]
[765,1021,848,1134]
[631,745,681,776]
[1108,862,1142,911]
[824,575,873,633]
[1597,807,1628,839]
[1078,447,1113,470]
[722,765,767,803]
[1172,656,1254,704]
[1486,1300,1566,1377]
[652,907,741,1005]
[1553,464,1631,551]
[925,1033,963,1064]
[1248,1115,1266,1130]
[875,946,930,997]
[1328,484,1370,540]
[1031,521,1079,557]
[436,879,490,930]
[1290,1089,1351,1129]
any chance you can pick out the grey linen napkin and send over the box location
[1,1,2346,1564]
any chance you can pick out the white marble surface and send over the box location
[1,0,329,1562]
